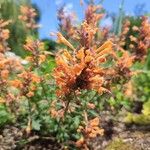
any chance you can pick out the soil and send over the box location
[0,113,150,150]
[91,110,150,150]
[0,125,62,150]
[92,129,150,150]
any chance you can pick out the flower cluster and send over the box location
[57,5,76,39]
[114,50,135,81]
[0,19,11,53]
[24,37,46,68]
[10,71,41,98]
[0,20,23,105]
[85,4,104,26]
[77,21,98,49]
[119,19,131,48]
[19,5,39,30]
[54,32,113,97]
[76,117,104,148]
[118,17,150,61]
[135,16,150,61]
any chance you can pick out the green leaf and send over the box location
[32,119,41,131]
[142,100,150,116]
[0,105,12,127]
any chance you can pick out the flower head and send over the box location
[54,33,113,97]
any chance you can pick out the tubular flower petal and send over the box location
[57,32,76,51]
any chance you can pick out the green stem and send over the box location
[63,95,72,117]
[27,97,32,128]
[40,80,49,102]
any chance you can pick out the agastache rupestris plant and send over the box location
[0,1,149,150]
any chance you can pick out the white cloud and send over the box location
[101,17,113,27]
[55,0,63,6]
[63,3,73,17]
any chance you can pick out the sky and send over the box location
[31,0,150,39]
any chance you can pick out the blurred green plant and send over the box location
[42,39,57,52]
[124,100,150,125]
[113,0,125,35]
[0,104,13,127]
[106,138,135,150]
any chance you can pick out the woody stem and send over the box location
[64,94,72,117]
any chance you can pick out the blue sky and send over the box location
[31,0,150,39]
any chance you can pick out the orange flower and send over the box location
[135,16,150,61]
[75,137,85,148]
[79,21,98,49]
[117,50,134,69]
[0,19,11,28]
[86,117,104,138]
[24,37,44,52]
[9,79,23,88]
[57,33,75,51]
[89,117,99,127]
[76,117,104,149]
[16,71,41,97]
[25,56,33,62]
[95,40,112,53]
[1,29,10,40]
[18,71,40,83]
[27,91,34,97]
[31,74,41,83]
[0,69,9,79]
